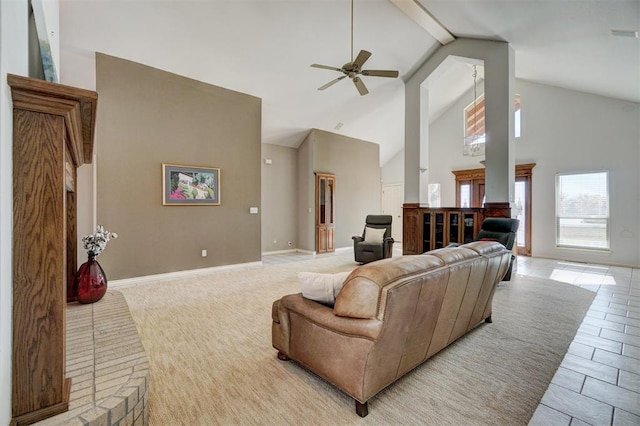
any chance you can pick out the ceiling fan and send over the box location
[310,0,399,96]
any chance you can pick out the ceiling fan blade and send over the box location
[352,50,372,68]
[311,64,343,72]
[353,77,369,96]
[318,75,347,91]
[361,69,399,78]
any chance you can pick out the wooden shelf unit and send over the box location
[402,205,484,255]
[8,74,97,426]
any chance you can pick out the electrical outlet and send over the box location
[201,249,207,257]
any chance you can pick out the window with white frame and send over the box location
[459,183,471,208]
[556,171,609,250]
[514,94,521,138]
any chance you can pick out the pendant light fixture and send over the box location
[463,65,484,157]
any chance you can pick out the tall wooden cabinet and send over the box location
[315,173,335,253]
[8,74,97,425]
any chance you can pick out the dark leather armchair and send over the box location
[352,215,394,264]
[447,217,519,280]
[475,217,519,280]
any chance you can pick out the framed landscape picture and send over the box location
[162,163,220,206]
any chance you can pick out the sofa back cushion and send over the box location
[333,241,508,320]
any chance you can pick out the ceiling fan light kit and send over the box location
[310,0,399,96]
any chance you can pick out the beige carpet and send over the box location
[118,254,595,425]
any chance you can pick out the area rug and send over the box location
[118,254,595,425]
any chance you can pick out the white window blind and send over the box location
[556,171,609,250]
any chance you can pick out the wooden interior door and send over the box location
[315,173,335,253]
[382,184,403,243]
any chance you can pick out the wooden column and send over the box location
[8,74,96,426]
[483,202,511,219]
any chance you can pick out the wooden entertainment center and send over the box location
[402,203,512,255]
[402,205,484,255]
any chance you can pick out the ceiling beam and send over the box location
[389,0,455,45]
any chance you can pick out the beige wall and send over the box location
[296,137,314,251]
[261,144,297,253]
[297,129,381,251]
[96,54,261,279]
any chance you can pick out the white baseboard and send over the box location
[261,247,351,256]
[109,261,263,288]
[295,248,316,255]
[261,249,299,256]
[261,248,318,256]
[111,247,357,289]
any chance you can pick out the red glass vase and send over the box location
[75,253,107,304]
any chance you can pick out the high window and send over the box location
[514,94,521,138]
[556,171,609,250]
[463,94,521,148]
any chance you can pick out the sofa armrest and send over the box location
[383,237,394,258]
[272,298,282,323]
[352,235,364,243]
[280,294,382,340]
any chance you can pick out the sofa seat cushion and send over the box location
[357,242,384,254]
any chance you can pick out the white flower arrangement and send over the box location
[82,225,118,257]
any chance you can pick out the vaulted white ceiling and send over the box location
[59,0,640,165]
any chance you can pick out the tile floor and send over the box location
[263,250,640,426]
[521,257,640,426]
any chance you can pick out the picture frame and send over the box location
[162,163,220,206]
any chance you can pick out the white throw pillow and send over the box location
[364,226,386,244]
[298,271,351,306]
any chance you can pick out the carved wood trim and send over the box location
[483,202,512,218]
[451,163,536,181]
[452,168,486,181]
[8,74,97,166]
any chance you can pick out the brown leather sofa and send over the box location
[271,241,512,417]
